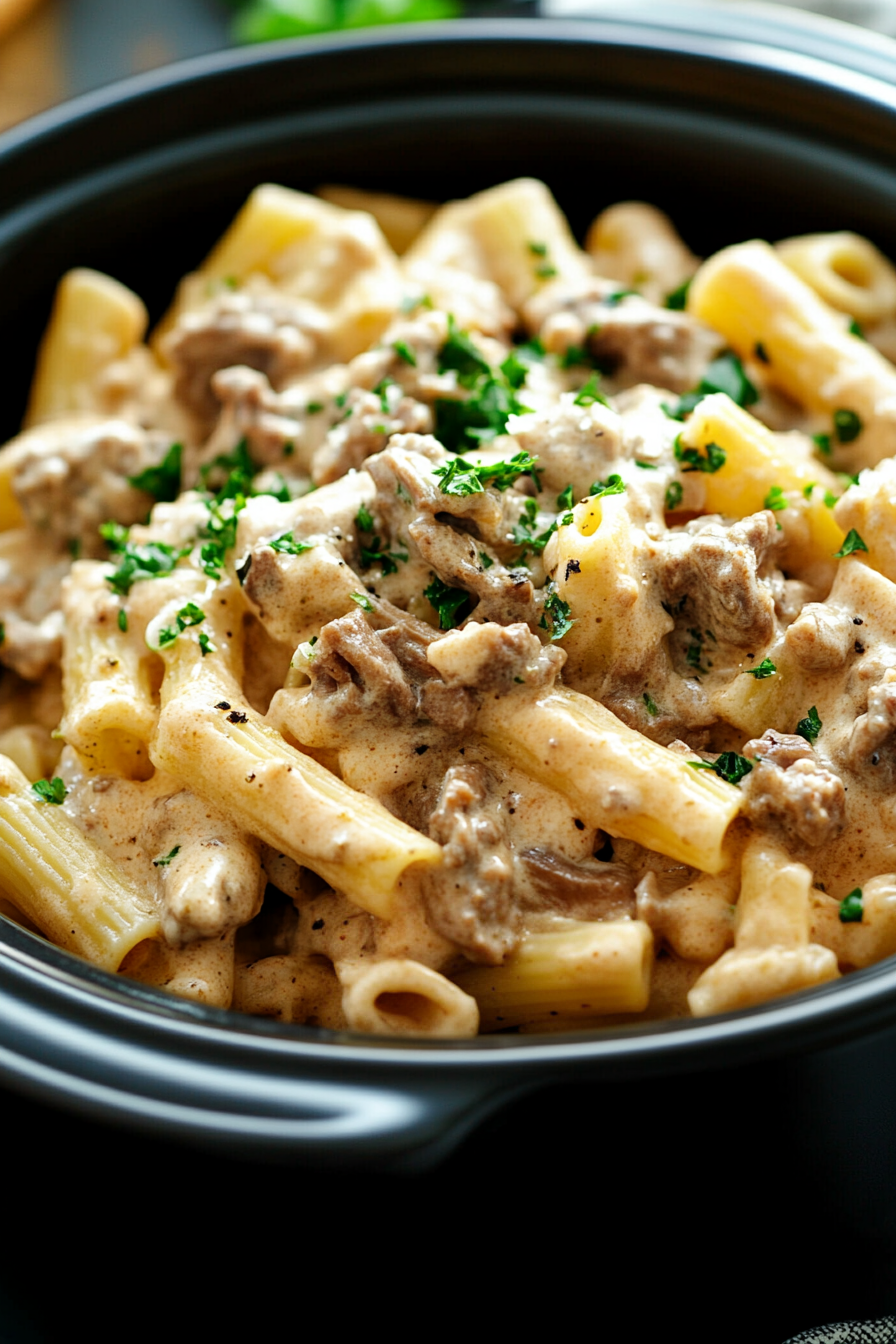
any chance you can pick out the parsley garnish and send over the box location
[833,529,869,558]
[198,631,216,656]
[350,592,375,613]
[128,441,183,503]
[500,340,544,390]
[743,658,777,678]
[573,373,610,407]
[306,401,324,414]
[764,485,787,512]
[356,504,375,533]
[176,603,205,629]
[839,888,864,923]
[666,352,758,419]
[796,705,822,743]
[665,279,690,310]
[424,575,471,630]
[540,587,575,641]
[834,408,863,443]
[512,498,557,556]
[392,339,417,367]
[665,481,684,511]
[534,263,558,280]
[479,551,494,569]
[31,777,66,805]
[437,316,492,388]
[689,752,754,785]
[556,484,575,511]
[117,608,128,633]
[269,533,313,556]
[527,241,548,257]
[153,845,181,868]
[103,535,183,597]
[433,450,539,497]
[643,692,659,716]
[589,474,626,499]
[674,438,727,474]
[813,432,832,456]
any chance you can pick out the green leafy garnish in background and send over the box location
[228,0,460,43]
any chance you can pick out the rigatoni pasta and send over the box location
[1,177,896,1037]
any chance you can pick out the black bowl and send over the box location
[4,10,896,1184]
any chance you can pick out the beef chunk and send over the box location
[741,729,846,847]
[421,763,519,964]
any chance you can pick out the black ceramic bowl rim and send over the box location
[4,8,896,1164]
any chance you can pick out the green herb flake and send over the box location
[643,692,659,716]
[479,551,494,569]
[540,588,575,641]
[128,441,183,503]
[350,592,375,613]
[104,539,183,597]
[556,484,576,511]
[269,533,314,556]
[834,529,869,559]
[527,241,548,257]
[743,657,777,679]
[438,316,492,388]
[674,437,727,474]
[392,339,417,367]
[535,263,558,280]
[796,705,823,743]
[689,752,754,785]
[424,575,470,630]
[824,490,839,509]
[665,480,684,511]
[31,777,67,805]
[198,631,216,657]
[849,319,865,340]
[176,603,205,630]
[573,373,610,408]
[665,279,691,310]
[306,401,324,415]
[764,485,787,512]
[356,504,375,533]
[590,473,626,499]
[635,459,658,470]
[500,339,544,390]
[813,432,832,456]
[839,887,864,923]
[117,608,128,633]
[153,845,182,868]
[834,408,863,443]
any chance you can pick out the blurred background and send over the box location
[3,0,896,134]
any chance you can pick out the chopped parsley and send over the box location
[643,692,659,716]
[527,241,548,257]
[665,279,691,310]
[356,504,375,533]
[102,533,184,597]
[432,450,539,497]
[834,529,869,558]
[665,481,684,511]
[128,441,183,503]
[392,339,417,367]
[198,631,216,656]
[573,373,610,408]
[666,352,759,419]
[512,498,558,556]
[589,473,626,499]
[269,533,314,556]
[556,484,576,511]
[742,658,777,679]
[849,319,865,339]
[839,888,864,923]
[350,592,375,613]
[834,408,863,443]
[437,316,492,387]
[31,777,66,805]
[689,752,754,785]
[540,587,575,641]
[424,575,471,630]
[479,551,494,569]
[813,432,832,456]
[796,705,822,743]
[117,608,128,633]
[153,845,181,868]
[534,263,558,280]
[764,485,787,512]
[500,339,544,390]
[176,602,205,629]
[306,401,324,415]
[674,438,727,474]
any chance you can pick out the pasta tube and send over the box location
[477,688,741,873]
[0,754,159,970]
[340,959,479,1037]
[688,239,896,468]
[688,836,839,1016]
[776,232,896,325]
[455,920,654,1029]
[151,653,441,919]
[25,268,148,427]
